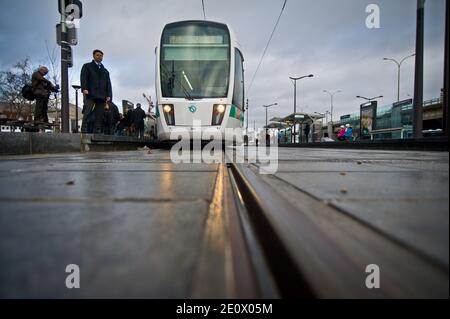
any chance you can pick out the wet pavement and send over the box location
[248,147,449,268]
[0,147,448,298]
[242,147,448,297]
[0,150,220,298]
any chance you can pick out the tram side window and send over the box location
[232,49,244,110]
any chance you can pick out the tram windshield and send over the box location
[160,22,230,99]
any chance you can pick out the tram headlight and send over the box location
[163,104,172,113]
[212,104,227,126]
[162,104,175,125]
[216,104,226,113]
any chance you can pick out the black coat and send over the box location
[110,103,120,124]
[80,60,112,100]
[132,107,146,129]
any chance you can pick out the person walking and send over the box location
[80,49,112,133]
[132,103,146,139]
[31,66,58,123]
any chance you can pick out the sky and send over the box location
[0,0,446,128]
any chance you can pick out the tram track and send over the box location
[226,159,448,298]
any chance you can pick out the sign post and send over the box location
[57,0,82,133]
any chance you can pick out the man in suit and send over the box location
[80,49,112,133]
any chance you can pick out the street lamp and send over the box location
[245,98,249,132]
[263,103,277,145]
[289,74,313,143]
[72,85,82,133]
[383,54,415,102]
[323,90,341,124]
[356,95,383,101]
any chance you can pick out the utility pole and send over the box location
[246,98,249,132]
[290,74,313,143]
[443,0,449,137]
[72,85,81,133]
[383,54,415,102]
[323,90,341,139]
[263,103,277,140]
[58,0,82,133]
[413,0,425,139]
[60,0,69,133]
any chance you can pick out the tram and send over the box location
[155,20,245,141]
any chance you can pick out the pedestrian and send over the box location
[31,66,58,123]
[110,102,120,134]
[132,103,146,139]
[103,101,120,135]
[80,49,112,134]
[304,123,310,143]
[115,113,126,136]
[124,107,134,136]
[337,125,346,141]
[344,123,353,141]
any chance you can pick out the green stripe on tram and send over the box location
[229,105,244,121]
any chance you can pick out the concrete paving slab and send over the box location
[249,147,449,272]
[331,198,449,266]
[0,150,223,298]
[0,201,209,298]
[274,171,449,200]
[0,171,217,201]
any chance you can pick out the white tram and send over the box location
[155,20,245,141]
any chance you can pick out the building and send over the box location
[47,103,83,132]
[336,97,444,140]
[269,97,445,143]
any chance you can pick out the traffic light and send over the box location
[63,46,73,68]
[58,0,83,18]
[56,23,78,46]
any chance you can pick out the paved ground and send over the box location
[246,147,449,268]
[0,147,448,298]
[242,147,448,297]
[0,150,222,298]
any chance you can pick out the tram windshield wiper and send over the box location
[161,62,194,100]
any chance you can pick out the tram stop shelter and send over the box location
[275,112,325,143]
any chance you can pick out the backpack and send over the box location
[21,84,35,101]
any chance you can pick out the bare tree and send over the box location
[45,41,62,130]
[0,58,34,120]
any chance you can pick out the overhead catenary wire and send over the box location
[202,0,206,20]
[246,0,288,96]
